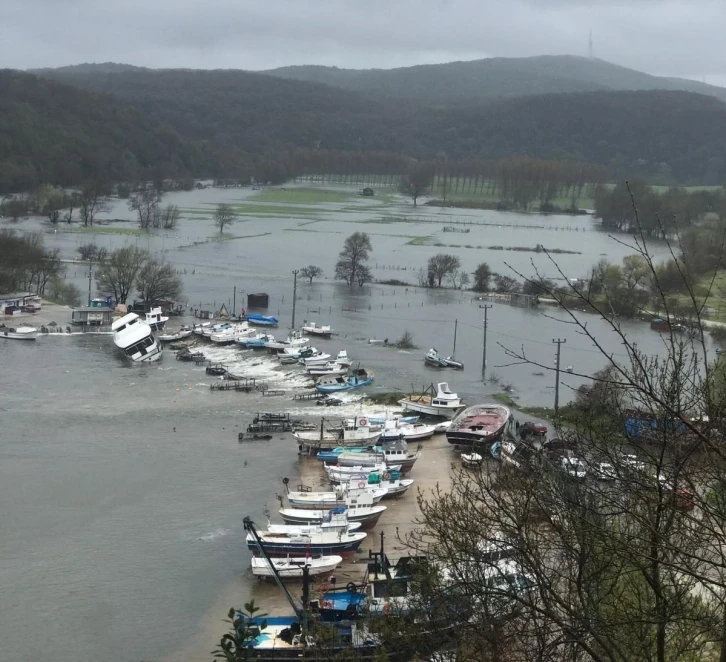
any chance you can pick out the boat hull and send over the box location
[279,508,385,529]
[445,404,509,448]
[0,326,38,339]
[398,399,464,419]
[247,538,364,557]
[251,555,342,579]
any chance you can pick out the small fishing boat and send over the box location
[424,347,448,368]
[247,313,279,327]
[265,333,310,352]
[434,420,452,433]
[308,362,349,377]
[111,313,162,362]
[193,322,211,335]
[250,555,343,579]
[326,463,402,485]
[461,452,483,468]
[279,504,386,529]
[315,368,374,393]
[144,306,169,331]
[157,325,193,342]
[286,485,388,509]
[0,325,38,340]
[301,321,334,338]
[401,423,437,441]
[293,418,383,446]
[278,346,318,363]
[364,469,414,498]
[246,527,367,557]
[202,322,232,338]
[300,351,332,366]
[446,403,510,448]
[210,323,252,344]
[442,356,464,370]
[266,518,361,535]
[399,382,466,419]
[237,333,275,348]
[317,440,419,473]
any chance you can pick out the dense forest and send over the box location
[3,58,726,193]
[265,55,726,106]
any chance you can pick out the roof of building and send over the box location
[0,292,36,299]
[72,307,115,313]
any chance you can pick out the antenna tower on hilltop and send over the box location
[588,29,593,59]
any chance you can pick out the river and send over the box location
[0,184,711,661]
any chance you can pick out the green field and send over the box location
[61,226,144,236]
[251,188,357,205]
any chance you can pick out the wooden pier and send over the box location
[210,378,267,392]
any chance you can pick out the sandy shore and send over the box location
[166,431,458,661]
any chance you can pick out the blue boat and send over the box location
[238,333,275,348]
[315,368,374,393]
[247,314,279,328]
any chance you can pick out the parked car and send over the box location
[520,421,547,440]
[591,462,617,481]
[560,457,587,479]
[620,454,646,472]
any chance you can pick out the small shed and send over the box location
[361,187,375,197]
[0,292,40,314]
[247,293,269,309]
[71,307,115,326]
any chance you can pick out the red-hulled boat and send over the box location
[446,403,510,448]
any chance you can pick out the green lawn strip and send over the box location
[60,226,144,236]
[251,188,356,205]
[406,236,433,245]
[212,232,272,242]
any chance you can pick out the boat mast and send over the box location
[243,517,304,621]
[452,319,458,357]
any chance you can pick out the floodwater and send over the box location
[0,185,711,662]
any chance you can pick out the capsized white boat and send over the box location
[250,555,343,579]
[0,324,38,340]
[111,313,162,362]
[399,382,466,419]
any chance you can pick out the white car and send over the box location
[560,457,587,479]
[621,454,646,472]
[591,462,617,481]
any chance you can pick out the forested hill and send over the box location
[264,55,726,107]
[0,70,212,192]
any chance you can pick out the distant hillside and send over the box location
[32,62,149,75]
[0,70,210,193]
[265,55,726,107]
[419,90,726,183]
[39,68,413,154]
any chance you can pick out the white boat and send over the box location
[111,313,163,362]
[308,362,349,377]
[250,555,343,579]
[293,420,383,446]
[144,306,169,331]
[326,463,402,485]
[300,351,332,366]
[203,322,232,338]
[400,423,437,441]
[210,323,252,344]
[157,325,193,342]
[193,322,211,335]
[286,486,388,509]
[367,471,414,498]
[399,382,466,419]
[246,528,367,557]
[461,452,483,468]
[266,518,361,534]
[265,333,310,351]
[0,325,38,340]
[434,421,452,433]
[280,503,386,528]
[301,322,334,338]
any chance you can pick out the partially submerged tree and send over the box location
[399,162,435,207]
[427,253,461,288]
[300,265,323,284]
[335,232,372,286]
[473,262,492,292]
[128,185,162,230]
[96,246,148,304]
[157,204,180,229]
[136,257,182,305]
[77,243,107,262]
[78,179,110,226]
[214,203,237,234]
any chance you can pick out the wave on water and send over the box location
[198,527,233,541]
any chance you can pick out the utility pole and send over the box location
[233,286,236,317]
[291,270,299,329]
[87,258,93,306]
[452,319,458,356]
[552,338,566,413]
[481,305,492,381]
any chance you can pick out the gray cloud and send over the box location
[1,0,724,82]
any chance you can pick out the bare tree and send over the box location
[399,162,435,207]
[335,232,372,286]
[300,265,324,284]
[96,246,149,304]
[158,204,181,229]
[427,253,461,287]
[128,186,162,230]
[214,203,237,234]
[136,257,182,305]
[65,191,80,223]
[79,180,110,227]
[77,243,107,262]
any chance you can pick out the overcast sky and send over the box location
[3,0,726,84]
